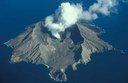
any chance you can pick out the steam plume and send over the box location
[45,0,118,39]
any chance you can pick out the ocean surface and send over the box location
[0,0,128,83]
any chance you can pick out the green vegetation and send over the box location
[52,39,60,44]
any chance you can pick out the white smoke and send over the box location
[45,0,118,39]
[45,3,83,38]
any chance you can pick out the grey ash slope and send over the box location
[5,21,113,82]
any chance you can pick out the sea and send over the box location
[0,0,128,83]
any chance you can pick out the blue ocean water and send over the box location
[0,0,128,83]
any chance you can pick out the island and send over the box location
[5,21,113,82]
